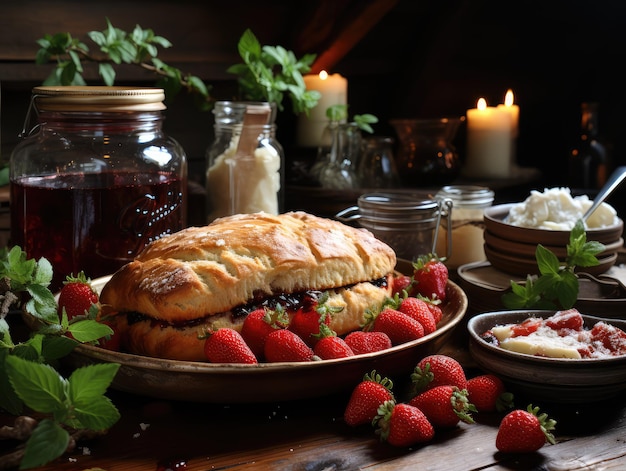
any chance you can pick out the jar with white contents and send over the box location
[435,185,494,271]
[205,101,284,222]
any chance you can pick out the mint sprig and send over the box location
[501,219,605,310]
[0,246,121,469]
[227,28,321,114]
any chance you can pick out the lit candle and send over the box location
[497,89,519,138]
[464,97,513,179]
[296,71,348,148]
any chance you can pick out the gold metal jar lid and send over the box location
[32,86,167,112]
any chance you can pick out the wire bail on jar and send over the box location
[335,191,453,262]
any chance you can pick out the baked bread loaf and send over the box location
[100,211,397,361]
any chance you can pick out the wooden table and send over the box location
[2,327,626,471]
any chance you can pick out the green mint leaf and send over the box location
[68,319,113,343]
[0,318,14,348]
[536,245,561,275]
[69,363,120,401]
[20,418,70,470]
[554,271,579,308]
[0,350,24,415]
[74,395,121,431]
[42,335,79,361]
[99,62,116,86]
[5,356,66,414]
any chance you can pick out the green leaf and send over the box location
[99,62,116,86]
[67,319,113,343]
[0,350,24,415]
[20,419,70,470]
[74,395,121,431]
[69,363,120,402]
[42,335,79,361]
[536,245,561,275]
[5,356,66,414]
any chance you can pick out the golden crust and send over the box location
[100,211,397,323]
[113,280,392,361]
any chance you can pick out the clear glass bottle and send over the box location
[310,122,362,190]
[435,185,494,271]
[568,102,609,190]
[10,86,188,290]
[206,101,284,221]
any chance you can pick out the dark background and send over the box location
[2,0,625,214]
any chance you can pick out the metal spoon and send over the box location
[583,165,626,221]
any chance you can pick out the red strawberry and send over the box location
[391,274,413,296]
[496,405,557,453]
[264,329,315,362]
[466,374,514,413]
[241,306,289,358]
[344,331,392,355]
[373,400,435,447]
[398,297,437,335]
[409,385,475,428]
[313,324,354,360]
[203,328,258,364]
[344,370,394,426]
[289,292,341,346]
[411,254,448,302]
[57,272,99,320]
[410,354,467,395]
[423,298,443,324]
[364,307,424,345]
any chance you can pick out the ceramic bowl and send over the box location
[65,268,468,403]
[467,310,626,403]
[483,203,624,276]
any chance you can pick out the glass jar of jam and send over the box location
[205,101,284,222]
[10,86,187,290]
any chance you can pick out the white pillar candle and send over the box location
[497,89,519,138]
[464,98,513,179]
[296,71,348,148]
[497,89,520,170]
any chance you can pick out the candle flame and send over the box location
[319,70,329,80]
[504,89,514,107]
[477,98,487,110]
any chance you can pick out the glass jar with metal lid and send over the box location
[435,185,494,271]
[10,86,187,290]
[335,191,452,262]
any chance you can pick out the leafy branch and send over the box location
[227,28,321,114]
[501,220,605,310]
[0,246,119,469]
[326,104,379,134]
[35,18,213,110]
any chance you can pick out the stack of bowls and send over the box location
[483,203,624,276]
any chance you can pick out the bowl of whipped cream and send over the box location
[483,187,623,276]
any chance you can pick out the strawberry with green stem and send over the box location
[289,291,343,347]
[57,271,99,320]
[411,254,448,302]
[496,404,557,453]
[373,400,435,447]
[344,370,394,427]
[409,385,476,428]
[466,374,514,413]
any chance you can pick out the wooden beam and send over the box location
[310,0,399,73]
